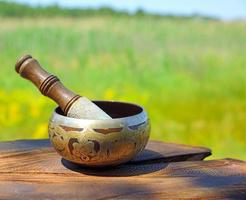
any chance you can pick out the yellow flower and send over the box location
[33,123,48,139]
[0,106,7,126]
[8,103,21,125]
[30,101,40,118]
[104,88,115,100]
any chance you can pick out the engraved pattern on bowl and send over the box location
[48,101,150,167]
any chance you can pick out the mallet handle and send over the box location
[15,55,80,115]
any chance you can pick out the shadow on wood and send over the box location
[61,149,169,176]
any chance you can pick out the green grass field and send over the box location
[0,16,245,159]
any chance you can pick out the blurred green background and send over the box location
[0,1,245,159]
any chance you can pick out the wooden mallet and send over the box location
[15,55,112,120]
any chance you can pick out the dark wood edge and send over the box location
[149,139,212,153]
[129,152,212,164]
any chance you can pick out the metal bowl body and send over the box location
[48,101,150,167]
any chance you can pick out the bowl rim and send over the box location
[50,100,148,127]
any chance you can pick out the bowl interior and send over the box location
[56,101,143,118]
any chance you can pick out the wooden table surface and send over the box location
[0,139,245,199]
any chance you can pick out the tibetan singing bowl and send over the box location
[49,101,150,167]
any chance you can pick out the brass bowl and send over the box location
[48,101,150,167]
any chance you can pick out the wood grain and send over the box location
[0,139,245,199]
[0,159,245,199]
